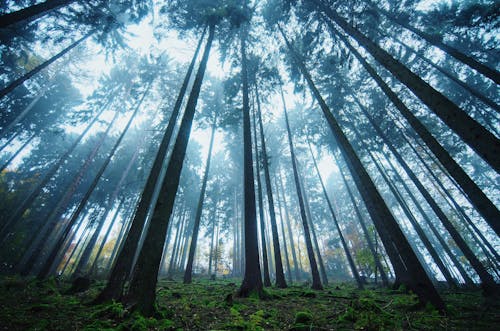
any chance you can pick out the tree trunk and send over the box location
[251,102,272,287]
[255,89,287,288]
[348,93,498,292]
[332,150,389,287]
[368,1,500,84]
[386,31,500,114]
[238,22,264,297]
[307,140,364,288]
[278,169,301,282]
[0,30,94,99]
[281,27,444,310]
[295,156,328,286]
[274,175,293,284]
[281,90,323,290]
[15,108,120,275]
[75,140,142,277]
[90,198,126,276]
[0,98,111,240]
[0,133,36,172]
[319,6,500,172]
[124,24,215,316]
[95,26,207,304]
[184,122,216,284]
[0,0,76,28]
[327,20,500,237]
[36,80,151,280]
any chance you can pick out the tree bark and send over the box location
[238,23,264,297]
[295,157,328,286]
[274,175,293,284]
[278,169,301,282]
[332,150,389,287]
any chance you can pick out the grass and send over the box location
[0,276,498,330]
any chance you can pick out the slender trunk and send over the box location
[0,31,94,99]
[96,26,207,304]
[0,0,76,28]
[400,131,500,268]
[208,206,217,277]
[332,151,389,286]
[252,104,272,287]
[0,87,47,140]
[349,97,497,292]
[278,169,301,282]
[274,175,293,284]
[307,140,363,288]
[214,219,220,277]
[168,211,185,277]
[184,122,216,283]
[104,202,137,274]
[256,89,287,288]
[296,157,328,286]
[36,81,151,280]
[15,108,120,274]
[386,31,500,114]
[327,20,500,237]
[319,7,500,172]
[368,1,500,84]
[281,90,322,290]
[90,198,126,276]
[0,133,36,172]
[281,27,444,310]
[75,140,142,276]
[0,98,111,239]
[124,24,215,316]
[238,23,263,298]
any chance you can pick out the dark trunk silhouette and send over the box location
[318,5,500,172]
[282,89,323,291]
[238,23,264,298]
[332,151,389,286]
[281,27,444,310]
[295,157,328,286]
[367,1,500,84]
[256,88,287,288]
[252,103,272,287]
[278,169,301,281]
[124,23,215,316]
[95,26,207,304]
[36,80,151,280]
[327,20,500,237]
[274,175,293,284]
[0,0,77,28]
[0,31,94,99]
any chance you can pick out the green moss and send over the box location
[294,311,313,324]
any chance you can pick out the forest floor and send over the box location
[0,276,499,330]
